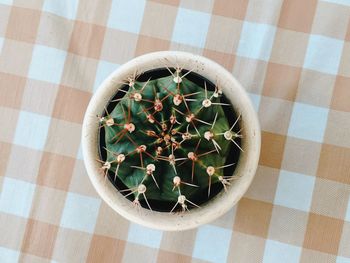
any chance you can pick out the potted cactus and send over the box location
[82,51,260,231]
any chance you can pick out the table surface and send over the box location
[1,0,350,262]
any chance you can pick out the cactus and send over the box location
[97,67,242,212]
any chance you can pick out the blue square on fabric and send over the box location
[263,240,301,263]
[0,0,13,5]
[337,256,350,263]
[0,177,35,218]
[60,193,101,233]
[127,223,163,249]
[304,34,344,75]
[237,21,276,61]
[0,37,4,54]
[43,0,80,20]
[288,102,329,142]
[249,93,261,112]
[323,0,350,7]
[14,111,51,150]
[108,0,146,34]
[172,8,211,48]
[345,197,350,222]
[0,247,20,263]
[274,170,315,212]
[76,144,83,160]
[192,225,232,263]
[94,60,119,92]
[28,45,67,84]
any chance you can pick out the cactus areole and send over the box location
[97,67,243,212]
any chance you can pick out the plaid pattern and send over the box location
[0,0,350,262]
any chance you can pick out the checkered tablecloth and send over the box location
[0,0,350,262]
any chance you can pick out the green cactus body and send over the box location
[98,69,240,212]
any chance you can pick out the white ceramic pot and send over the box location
[82,51,260,231]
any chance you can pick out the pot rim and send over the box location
[82,51,261,231]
